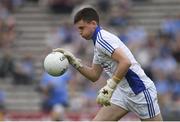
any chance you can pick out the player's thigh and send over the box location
[141,113,163,121]
[93,103,129,121]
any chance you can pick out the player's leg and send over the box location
[93,103,129,121]
[141,113,163,121]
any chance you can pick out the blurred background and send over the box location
[0,0,180,121]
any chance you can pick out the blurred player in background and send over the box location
[53,7,163,121]
[39,71,72,121]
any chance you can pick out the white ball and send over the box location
[43,52,69,76]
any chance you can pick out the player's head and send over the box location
[74,7,99,24]
[74,7,99,40]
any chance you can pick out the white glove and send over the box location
[96,78,117,106]
[53,48,83,69]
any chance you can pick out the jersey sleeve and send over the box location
[97,31,120,57]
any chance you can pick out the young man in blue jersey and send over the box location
[39,71,71,120]
[53,7,163,121]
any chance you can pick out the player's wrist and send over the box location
[112,75,121,82]
[107,78,118,89]
[72,59,83,69]
[74,62,83,69]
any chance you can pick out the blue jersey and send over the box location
[40,72,71,106]
[92,26,154,95]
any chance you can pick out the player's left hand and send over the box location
[96,78,117,106]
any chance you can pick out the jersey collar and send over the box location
[92,26,101,45]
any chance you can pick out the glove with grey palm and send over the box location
[53,48,83,69]
[96,78,118,106]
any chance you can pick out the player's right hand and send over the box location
[53,48,83,69]
[96,78,117,106]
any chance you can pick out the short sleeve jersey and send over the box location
[92,26,154,95]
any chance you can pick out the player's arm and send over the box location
[96,47,131,106]
[77,63,103,82]
[111,47,131,83]
[77,46,131,84]
[53,48,103,82]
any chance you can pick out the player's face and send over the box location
[75,20,97,40]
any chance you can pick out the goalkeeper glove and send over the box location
[53,48,83,69]
[96,78,118,106]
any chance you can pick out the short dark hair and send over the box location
[74,7,99,24]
